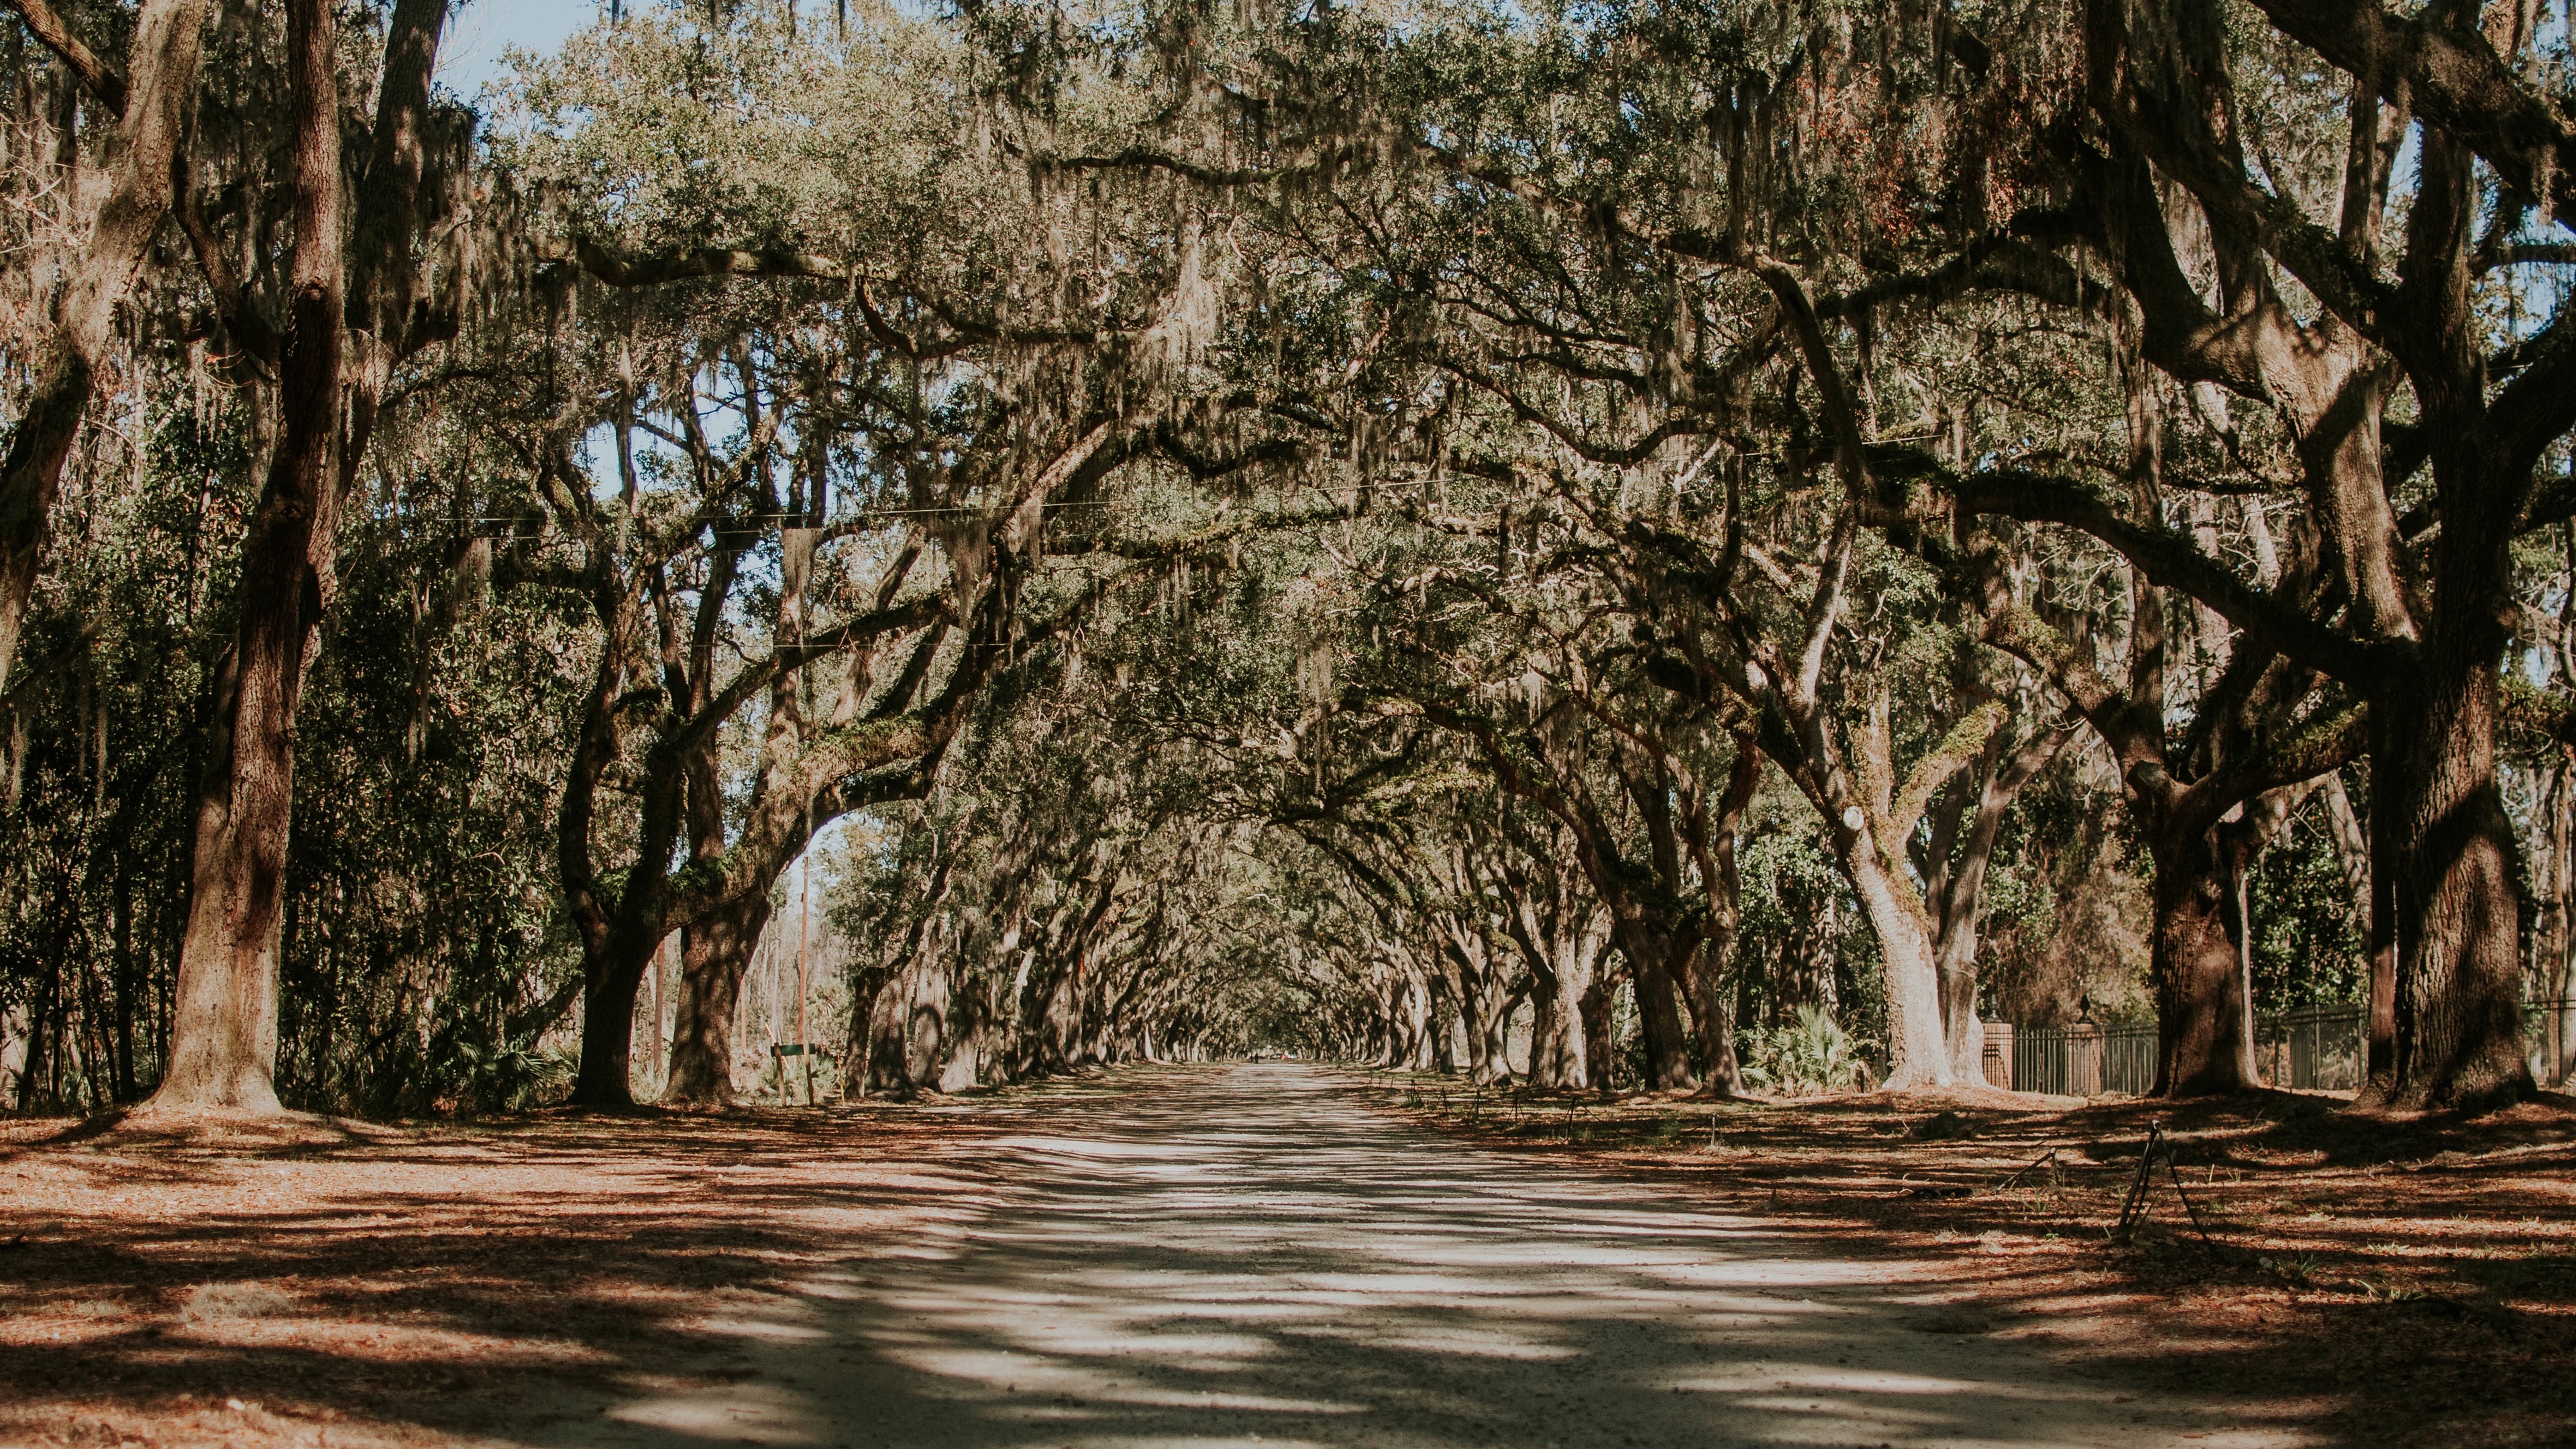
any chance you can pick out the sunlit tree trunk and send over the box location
[154,0,341,1112]
[666,893,774,1104]
[155,0,450,1113]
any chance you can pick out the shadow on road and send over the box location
[1,1065,2313,1448]
[569,1065,2290,1449]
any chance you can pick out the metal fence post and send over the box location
[2067,1024,2104,1096]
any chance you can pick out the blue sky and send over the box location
[437,0,607,99]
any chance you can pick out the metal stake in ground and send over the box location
[2112,1122,2214,1246]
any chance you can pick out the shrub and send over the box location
[1739,1006,1878,1095]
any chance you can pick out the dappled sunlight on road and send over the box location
[574,1065,2304,1449]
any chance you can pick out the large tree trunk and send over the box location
[2380,659,2532,1106]
[1524,969,1566,1087]
[1527,963,1587,1090]
[1688,745,1762,1098]
[1012,959,1078,1079]
[1472,971,1513,1085]
[1364,976,1396,1068]
[1627,943,1695,1091]
[1577,975,1617,1095]
[569,949,651,1108]
[870,949,955,1096]
[566,747,690,1108]
[1442,934,1514,1085]
[1548,940,1594,1089]
[1505,881,1601,1091]
[839,959,894,1096]
[2374,103,2530,1108]
[2147,827,2259,1095]
[0,0,211,692]
[661,512,814,1108]
[1834,835,1951,1089]
[1934,927,1985,1086]
[152,0,339,1113]
[664,892,775,1104]
[1679,943,1743,1097]
[1042,965,1082,1074]
[1402,970,1434,1070]
[1930,731,2065,1084]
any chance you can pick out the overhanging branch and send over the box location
[1953,469,2375,683]
[4,0,125,117]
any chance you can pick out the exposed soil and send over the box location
[1384,1075,2576,1446]
[0,1100,1010,1447]
[2,1067,2567,1448]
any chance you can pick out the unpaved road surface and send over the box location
[574,1064,2295,1449]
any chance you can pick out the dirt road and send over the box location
[568,1064,2296,1449]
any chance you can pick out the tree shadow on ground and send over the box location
[640,1069,2277,1449]
[1404,1075,2576,1446]
[0,1104,1006,1447]
[7,1067,2565,1448]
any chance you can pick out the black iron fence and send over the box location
[2258,1003,2365,1091]
[1992,1004,2361,1096]
[1985,1001,2576,1095]
[2001,1022,2155,1096]
[2532,999,2576,1087]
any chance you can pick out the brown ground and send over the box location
[1383,1076,2576,1447]
[1,1073,2569,1448]
[0,1100,1015,1448]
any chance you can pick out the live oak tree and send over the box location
[5,0,2569,1116]
[1921,0,2574,1104]
[156,0,470,1111]
[491,1,1256,1104]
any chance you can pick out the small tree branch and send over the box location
[2241,0,2576,229]
[572,237,845,286]
[1890,700,2009,843]
[3,0,125,117]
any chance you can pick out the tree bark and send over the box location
[1577,975,1617,1094]
[662,514,820,1108]
[1401,967,1434,1070]
[1512,897,1599,1091]
[1617,936,1694,1091]
[1686,745,1762,1097]
[0,0,211,692]
[2379,661,2533,1106]
[870,947,955,1096]
[1928,730,2068,1083]
[664,892,775,1104]
[1548,932,1597,1088]
[1470,963,1514,1085]
[2372,111,2535,1110]
[152,0,339,1112]
[2147,827,2259,1095]
[2538,749,2575,1086]
[1833,830,1951,1089]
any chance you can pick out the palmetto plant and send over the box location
[1739,1007,1878,1096]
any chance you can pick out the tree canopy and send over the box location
[1,0,2571,1118]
